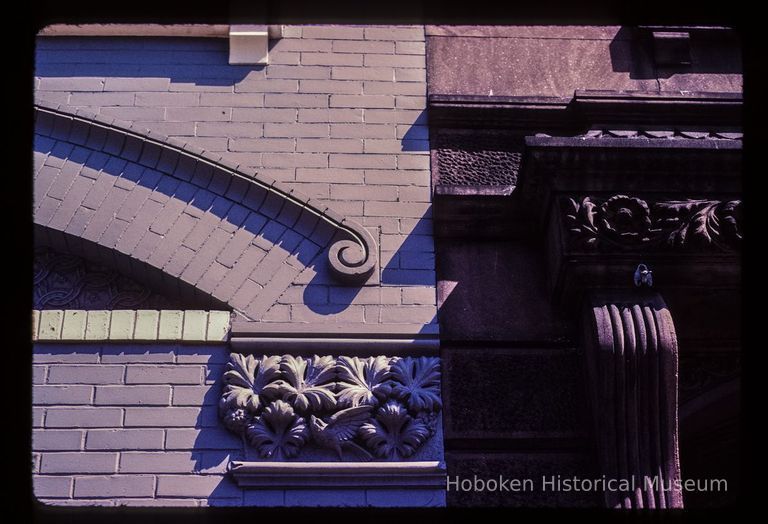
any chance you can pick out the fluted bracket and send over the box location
[582,291,683,508]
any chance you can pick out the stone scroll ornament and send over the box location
[219,354,442,460]
[563,195,742,252]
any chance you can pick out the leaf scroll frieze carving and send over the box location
[219,354,442,461]
[562,195,742,252]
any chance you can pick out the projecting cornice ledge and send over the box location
[229,461,446,489]
[229,322,440,356]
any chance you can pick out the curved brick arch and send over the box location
[33,103,378,320]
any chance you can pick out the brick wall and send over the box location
[34,25,436,325]
[32,342,249,506]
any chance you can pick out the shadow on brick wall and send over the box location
[381,214,435,286]
[36,37,256,86]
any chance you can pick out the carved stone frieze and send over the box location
[563,195,742,252]
[219,354,442,461]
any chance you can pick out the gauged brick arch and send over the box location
[33,103,377,321]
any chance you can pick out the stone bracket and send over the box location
[582,291,683,508]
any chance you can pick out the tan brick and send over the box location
[33,429,84,451]
[182,310,208,341]
[124,407,202,427]
[265,123,329,138]
[295,168,364,184]
[32,310,40,340]
[402,287,437,305]
[396,95,427,109]
[265,65,331,79]
[330,184,398,201]
[34,385,93,405]
[206,311,230,342]
[38,310,63,340]
[85,310,111,340]
[109,310,135,340]
[34,476,73,498]
[380,305,436,323]
[158,310,183,340]
[132,310,159,341]
[395,68,427,82]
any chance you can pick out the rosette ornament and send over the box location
[359,400,431,459]
[599,195,653,242]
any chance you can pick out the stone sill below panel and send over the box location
[229,460,447,489]
[32,309,231,343]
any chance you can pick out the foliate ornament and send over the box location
[563,196,742,252]
[218,354,443,461]
[219,354,281,423]
[269,355,337,414]
[336,356,393,408]
[599,195,653,242]
[309,406,374,460]
[390,356,442,413]
[359,400,431,459]
[246,400,309,459]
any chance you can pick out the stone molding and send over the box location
[32,309,230,343]
[229,460,446,488]
[583,291,683,508]
[34,102,378,293]
[230,322,440,356]
[219,353,442,461]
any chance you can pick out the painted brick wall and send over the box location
[32,343,245,506]
[34,25,436,326]
[32,342,442,507]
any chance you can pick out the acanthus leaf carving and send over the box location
[562,196,742,252]
[218,354,442,461]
